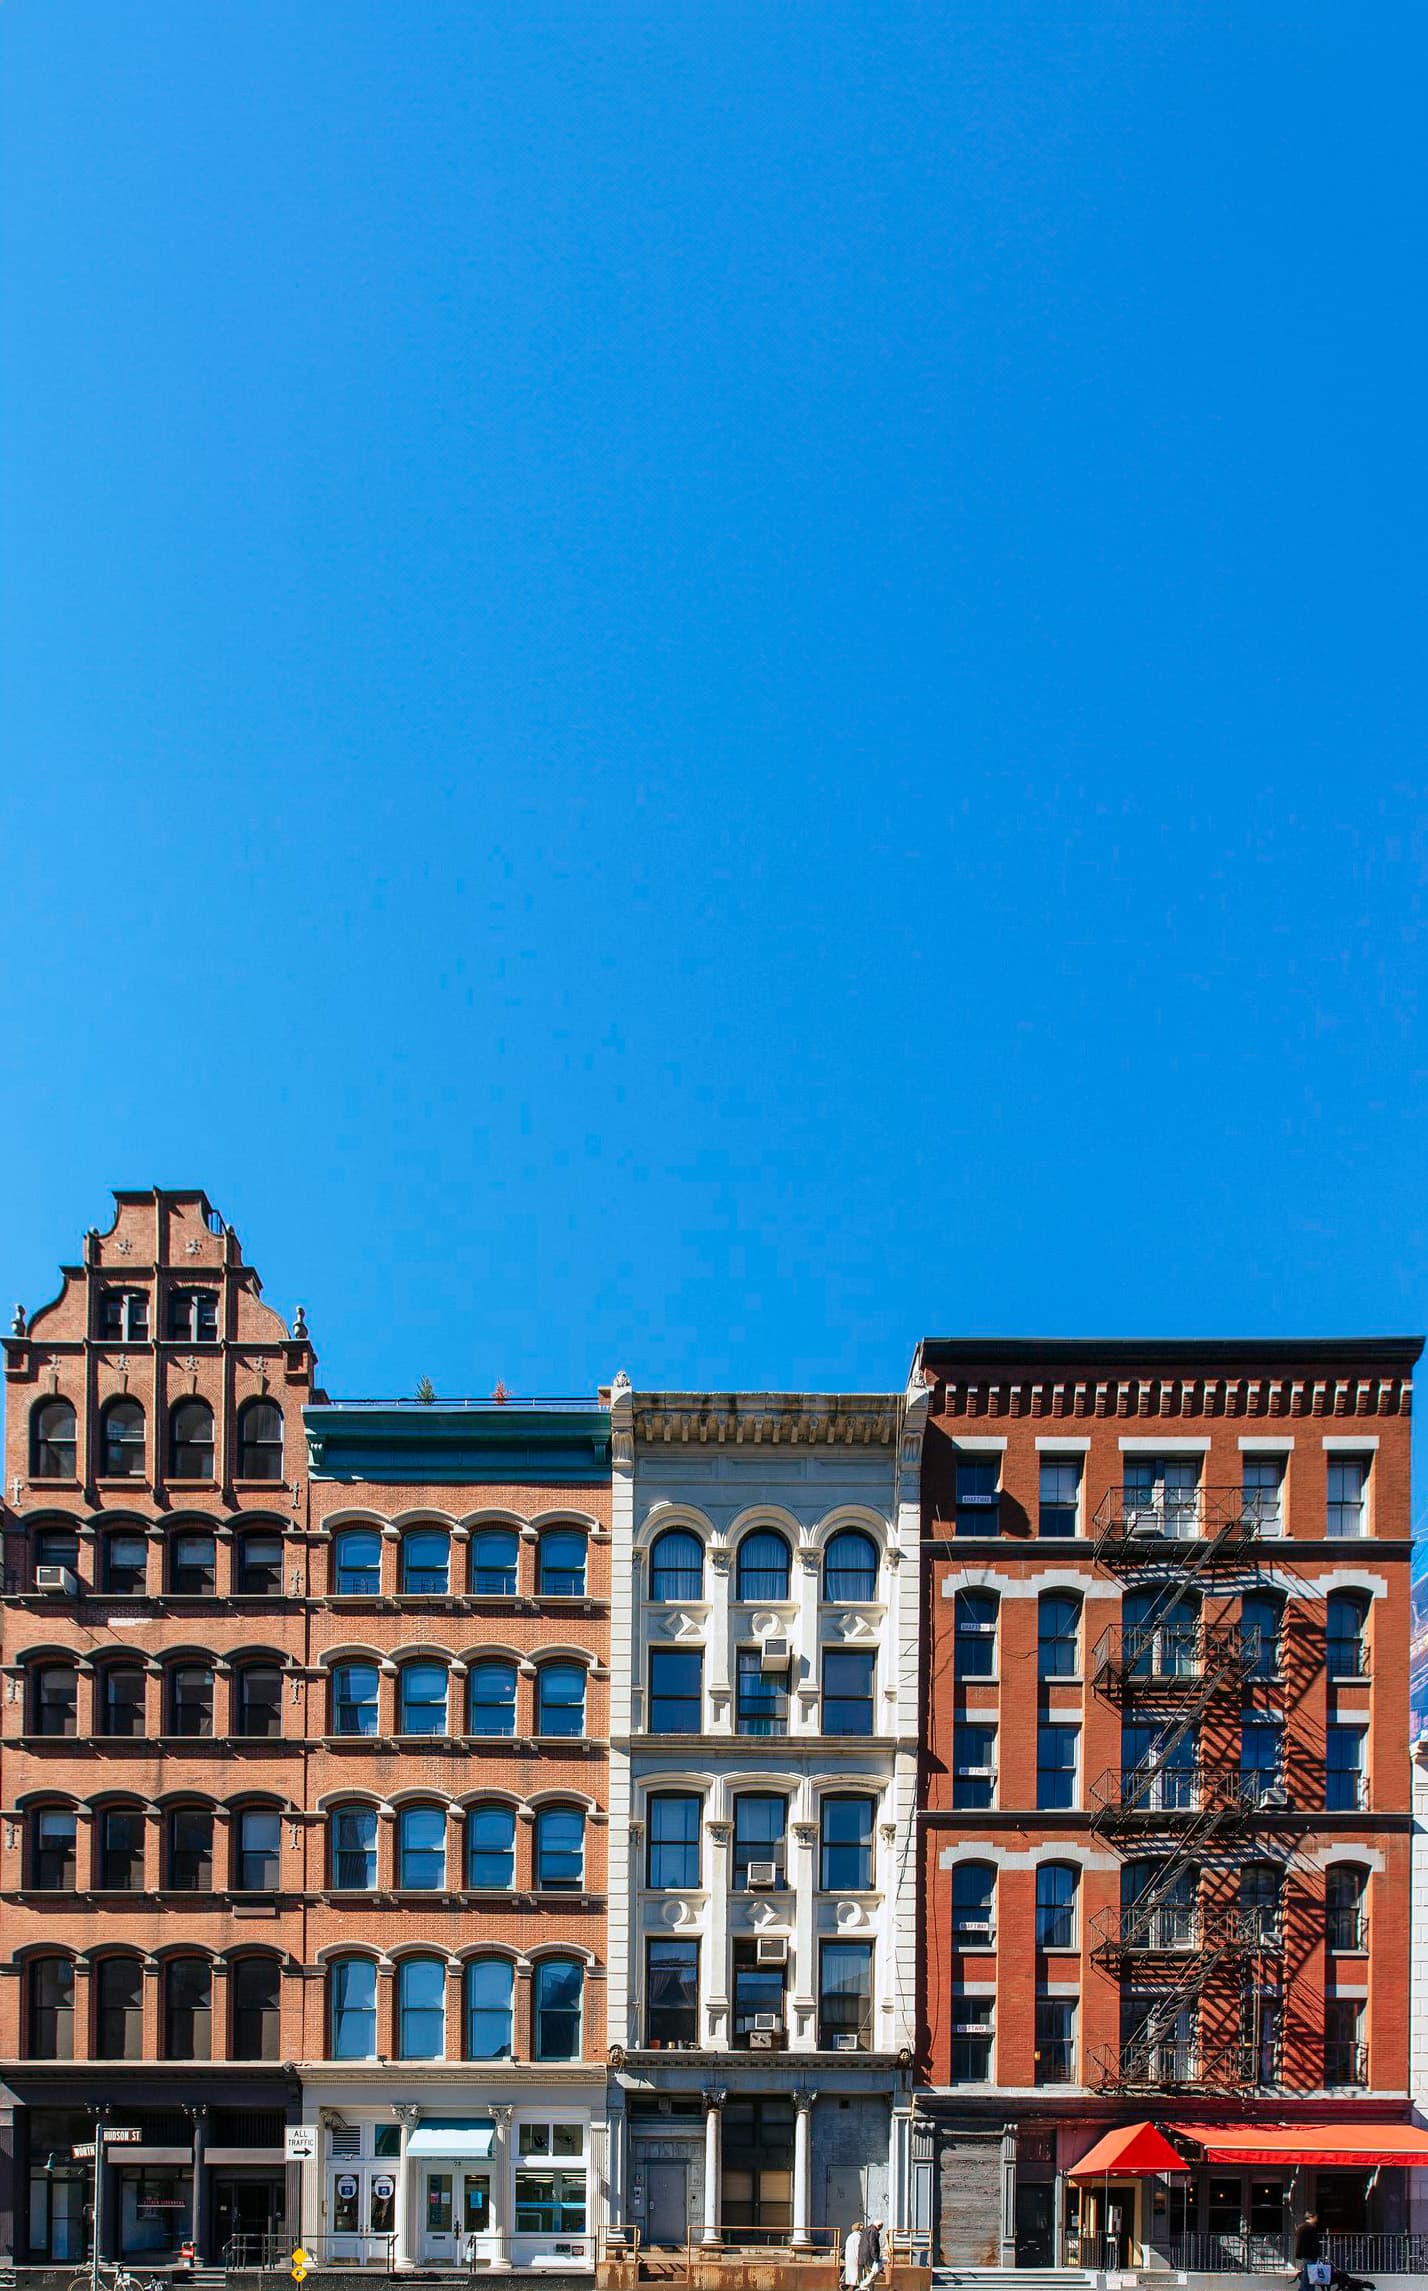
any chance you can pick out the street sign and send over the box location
[285,2126,317,2162]
[72,2143,97,2160]
[104,2128,141,2142]
[290,2247,311,2283]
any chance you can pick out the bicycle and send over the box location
[66,2266,169,2291]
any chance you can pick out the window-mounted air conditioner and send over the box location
[753,2011,782,2030]
[760,1637,791,1675]
[749,2028,784,2050]
[35,1566,77,1595]
[834,2034,861,2053]
[746,1861,778,1890]
[755,1936,788,1966]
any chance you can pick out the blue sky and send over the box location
[1,4,1424,1422]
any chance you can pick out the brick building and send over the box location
[0,1190,317,2268]
[292,1395,614,2270]
[914,1337,1425,2274]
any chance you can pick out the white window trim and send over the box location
[1118,1437,1211,1453]
[1035,1437,1091,1453]
[1324,1436,1380,1452]
[953,1437,1008,1454]
[1239,1436,1295,1452]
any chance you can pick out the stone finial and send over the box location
[611,1368,632,1395]
[10,1303,25,1337]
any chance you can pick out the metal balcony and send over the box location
[1091,1619,1251,1707]
[1093,1485,1272,1571]
[1087,2037,1260,2096]
[1089,1902,1262,1971]
[1088,1761,1257,1842]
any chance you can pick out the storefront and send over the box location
[296,2071,609,2269]
[4,2071,299,2268]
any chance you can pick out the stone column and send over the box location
[792,2092,815,2249]
[705,1821,732,2049]
[701,2091,725,2245]
[393,2105,420,2271]
[491,2106,513,2266]
[190,2105,208,2264]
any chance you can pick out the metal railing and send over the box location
[222,2232,395,2269]
[1086,2037,1264,2094]
[1324,2040,1370,2087]
[1089,1760,1262,1833]
[1093,1484,1275,1552]
[1091,1620,1251,1700]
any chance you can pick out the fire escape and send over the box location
[1086,1483,1286,2096]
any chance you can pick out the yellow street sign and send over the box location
[291,2250,310,2282]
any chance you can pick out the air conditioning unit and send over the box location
[749,2029,784,2050]
[746,1861,778,1890]
[760,1637,791,1675]
[35,1566,76,1595]
[834,2035,861,2053]
[755,1936,788,1966]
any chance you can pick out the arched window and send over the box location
[26,1955,74,2059]
[1124,1585,1200,1680]
[536,1805,585,1890]
[98,1661,146,1737]
[33,1522,78,1583]
[234,1807,281,1892]
[954,1590,998,1678]
[538,1528,587,1598]
[649,1529,704,1603]
[329,1956,378,2059]
[1241,1592,1284,1682]
[399,1662,448,1736]
[533,1957,583,2059]
[236,1527,284,1597]
[465,1957,514,2059]
[163,1956,212,2060]
[94,1956,143,2058]
[334,1528,382,1597]
[331,1804,379,1890]
[1035,1862,1079,1950]
[102,1526,148,1596]
[231,1955,281,2060]
[401,1527,449,1596]
[30,1398,76,1481]
[97,1806,145,1890]
[1327,1863,1369,1953]
[824,1530,878,1603]
[1037,1593,1081,1680]
[166,1806,213,1891]
[536,1661,585,1738]
[237,1399,284,1482]
[397,1957,446,2059]
[1240,1861,1282,1947]
[466,1803,516,1889]
[101,1398,145,1479]
[168,1400,214,1481]
[332,1660,380,1737]
[469,1659,517,1738]
[472,1527,518,1596]
[234,1662,284,1739]
[1327,1593,1369,1680]
[169,1527,216,1596]
[167,1660,214,1738]
[30,1661,77,1738]
[1122,1857,1197,1948]
[951,1861,996,1945]
[399,1804,447,1889]
[736,1528,790,1602]
[29,1806,77,1891]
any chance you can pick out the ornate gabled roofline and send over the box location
[630,1392,902,1447]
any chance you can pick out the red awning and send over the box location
[1172,2122,1428,2169]
[1067,2123,1191,2181]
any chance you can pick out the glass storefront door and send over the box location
[421,2169,457,2264]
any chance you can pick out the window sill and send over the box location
[233,1477,288,1489]
[95,1479,150,1491]
[166,1480,217,1490]
[25,1479,80,1491]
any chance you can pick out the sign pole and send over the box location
[90,2127,102,2291]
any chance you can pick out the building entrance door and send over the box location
[645,2162,688,2247]
[1014,2183,1054,2267]
[212,2175,285,2264]
[421,2169,458,2265]
[462,2172,495,2264]
[825,2167,866,2240]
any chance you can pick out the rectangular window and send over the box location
[950,1997,994,2083]
[1037,1723,1078,1811]
[1039,1457,1082,1538]
[1327,1458,1369,1538]
[822,1650,875,1736]
[1034,1996,1076,2084]
[819,1796,874,1891]
[1240,1719,1283,1808]
[1326,1725,1366,1812]
[646,1939,699,2049]
[1242,1454,1284,1535]
[1037,1596,1080,1679]
[648,1650,703,1734]
[1123,1457,1201,1537]
[955,1458,1001,1537]
[514,2171,587,2237]
[731,1938,786,2046]
[1325,1997,1366,2086]
[953,1722,997,1810]
[818,1941,873,2051]
[647,1795,701,1889]
[237,1811,281,1892]
[954,1591,997,1678]
[735,1648,789,1737]
[99,1809,144,1890]
[733,1794,787,1888]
